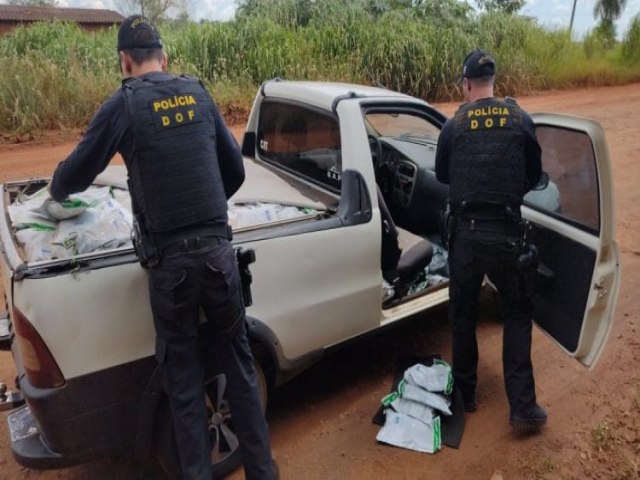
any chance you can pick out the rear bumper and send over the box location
[6,356,157,470]
[8,405,85,469]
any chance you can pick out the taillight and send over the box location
[11,307,65,389]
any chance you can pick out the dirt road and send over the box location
[1,84,639,479]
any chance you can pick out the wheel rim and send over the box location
[205,374,239,465]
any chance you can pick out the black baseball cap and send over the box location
[459,49,496,84]
[117,15,163,51]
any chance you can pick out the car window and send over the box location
[257,100,342,193]
[367,113,440,143]
[525,126,599,233]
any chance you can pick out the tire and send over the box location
[153,361,268,479]
[253,355,269,413]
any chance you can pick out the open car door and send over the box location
[522,113,620,367]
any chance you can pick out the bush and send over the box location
[0,52,116,134]
[621,15,640,65]
[583,23,615,58]
[2,3,640,136]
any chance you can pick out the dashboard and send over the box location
[374,137,448,235]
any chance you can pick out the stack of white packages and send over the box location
[376,360,453,454]
[227,201,316,230]
[8,186,133,262]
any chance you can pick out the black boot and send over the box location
[464,398,478,413]
[510,404,547,431]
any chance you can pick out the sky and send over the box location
[52,0,640,40]
[523,0,640,39]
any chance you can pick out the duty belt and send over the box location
[455,217,520,234]
[160,235,226,256]
[153,223,232,250]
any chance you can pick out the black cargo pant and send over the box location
[448,225,537,416]
[148,236,276,480]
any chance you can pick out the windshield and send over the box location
[367,113,441,144]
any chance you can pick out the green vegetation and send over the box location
[593,0,629,46]
[0,22,118,133]
[592,416,623,452]
[1,0,640,135]
[621,15,640,65]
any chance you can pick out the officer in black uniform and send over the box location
[49,16,277,479]
[435,49,547,430]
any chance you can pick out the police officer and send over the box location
[49,16,277,479]
[435,49,547,430]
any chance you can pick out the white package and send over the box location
[382,380,452,416]
[33,198,89,220]
[403,360,454,395]
[390,397,435,425]
[376,410,441,454]
[228,201,315,230]
[10,186,133,262]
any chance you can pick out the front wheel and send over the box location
[153,362,268,478]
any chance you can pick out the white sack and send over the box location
[376,410,442,454]
[403,360,454,395]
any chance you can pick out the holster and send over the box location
[516,242,538,273]
[131,216,159,269]
[516,227,539,299]
[235,248,256,307]
[439,202,455,250]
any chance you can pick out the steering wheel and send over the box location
[369,135,394,194]
[368,134,383,171]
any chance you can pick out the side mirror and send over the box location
[532,171,550,191]
[241,132,256,158]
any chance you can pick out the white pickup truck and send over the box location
[0,80,620,477]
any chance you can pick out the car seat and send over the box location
[378,186,434,297]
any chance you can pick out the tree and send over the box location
[236,0,473,25]
[235,0,316,27]
[415,0,473,21]
[361,0,471,19]
[7,0,58,5]
[594,0,628,23]
[234,0,261,18]
[593,0,628,46]
[475,0,526,15]
[116,0,187,24]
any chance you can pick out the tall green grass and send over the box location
[0,54,115,132]
[0,21,118,133]
[621,15,640,65]
[1,3,640,136]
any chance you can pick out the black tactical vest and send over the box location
[122,75,228,235]
[449,97,528,210]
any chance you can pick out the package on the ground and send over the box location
[389,396,435,425]
[403,360,454,395]
[382,380,452,416]
[376,410,442,454]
